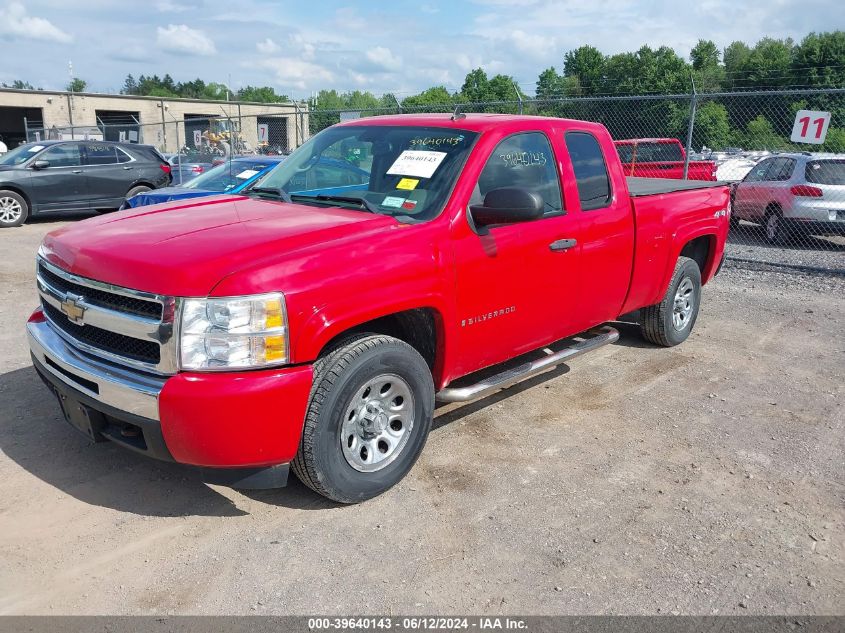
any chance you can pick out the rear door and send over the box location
[83,143,132,209]
[561,130,635,331]
[27,142,87,210]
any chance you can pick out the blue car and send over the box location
[124,156,285,208]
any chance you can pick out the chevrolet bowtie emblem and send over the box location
[60,293,86,324]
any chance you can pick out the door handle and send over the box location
[122,166,133,170]
[72,169,83,174]
[549,238,577,252]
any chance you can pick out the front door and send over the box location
[28,142,87,211]
[451,131,582,377]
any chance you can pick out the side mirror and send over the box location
[31,160,50,170]
[469,187,544,228]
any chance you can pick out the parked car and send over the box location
[0,140,171,227]
[731,153,845,243]
[28,114,729,503]
[163,153,214,185]
[614,138,717,181]
[123,156,286,209]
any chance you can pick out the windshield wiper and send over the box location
[291,194,380,215]
[249,187,291,202]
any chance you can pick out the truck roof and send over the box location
[337,112,608,134]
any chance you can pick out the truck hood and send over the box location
[41,194,397,296]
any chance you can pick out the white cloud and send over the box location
[0,2,72,43]
[256,38,281,54]
[156,24,216,56]
[365,46,402,71]
[256,58,334,91]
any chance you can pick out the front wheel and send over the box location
[641,256,702,347]
[125,185,151,201]
[0,190,29,228]
[292,334,434,503]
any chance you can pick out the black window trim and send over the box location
[564,130,613,212]
[477,130,566,220]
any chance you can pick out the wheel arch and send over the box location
[0,185,33,212]
[298,305,447,388]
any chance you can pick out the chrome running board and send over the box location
[436,325,619,403]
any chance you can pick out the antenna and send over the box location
[451,105,465,121]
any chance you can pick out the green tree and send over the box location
[744,115,788,150]
[563,45,606,94]
[236,85,288,103]
[460,68,492,103]
[121,74,138,95]
[792,31,845,88]
[401,86,454,110]
[690,40,720,71]
[66,77,86,92]
[2,80,35,89]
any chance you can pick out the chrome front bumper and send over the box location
[27,318,166,420]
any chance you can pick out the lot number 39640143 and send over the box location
[790,110,831,145]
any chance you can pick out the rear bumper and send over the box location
[27,310,313,484]
[785,218,845,235]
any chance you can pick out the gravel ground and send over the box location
[727,221,845,272]
[0,217,842,616]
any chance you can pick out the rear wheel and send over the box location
[763,207,787,245]
[641,256,701,347]
[0,190,28,228]
[125,185,151,201]
[292,334,434,503]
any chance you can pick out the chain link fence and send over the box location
[312,88,845,273]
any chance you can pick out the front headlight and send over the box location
[179,293,288,370]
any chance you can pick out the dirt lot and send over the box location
[0,216,842,616]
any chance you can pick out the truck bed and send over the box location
[626,176,727,197]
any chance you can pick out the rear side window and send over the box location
[116,148,132,163]
[805,160,845,185]
[565,132,611,211]
[86,144,119,165]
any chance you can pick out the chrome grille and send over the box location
[36,257,179,375]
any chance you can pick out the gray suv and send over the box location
[731,152,845,244]
[0,140,172,227]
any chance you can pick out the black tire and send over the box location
[641,256,702,347]
[0,189,29,228]
[125,185,151,200]
[292,334,434,503]
[763,206,787,245]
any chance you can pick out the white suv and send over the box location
[731,153,845,244]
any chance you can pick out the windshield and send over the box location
[185,159,276,191]
[0,143,45,166]
[617,142,684,163]
[251,124,479,222]
[805,160,845,185]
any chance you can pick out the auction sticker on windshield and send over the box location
[387,150,447,179]
[236,169,259,179]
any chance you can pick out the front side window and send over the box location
[85,143,119,165]
[252,125,478,222]
[474,132,563,215]
[40,143,82,168]
[565,131,611,211]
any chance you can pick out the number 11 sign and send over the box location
[790,110,831,145]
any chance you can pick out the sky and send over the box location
[0,0,841,99]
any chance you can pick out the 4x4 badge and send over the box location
[60,293,86,324]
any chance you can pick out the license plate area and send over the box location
[48,380,107,442]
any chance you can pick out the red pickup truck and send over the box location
[615,138,717,181]
[28,114,730,503]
